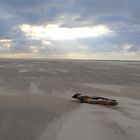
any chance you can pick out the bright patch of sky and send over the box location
[19,24,113,40]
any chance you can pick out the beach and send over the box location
[0,59,140,140]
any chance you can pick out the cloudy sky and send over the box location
[0,0,140,60]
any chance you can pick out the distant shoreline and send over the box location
[0,58,139,62]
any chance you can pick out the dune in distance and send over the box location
[0,59,139,140]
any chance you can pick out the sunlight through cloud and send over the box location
[19,24,113,40]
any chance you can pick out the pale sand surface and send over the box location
[0,59,140,140]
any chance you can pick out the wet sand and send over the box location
[0,59,140,140]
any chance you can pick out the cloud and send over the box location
[121,44,133,50]
[0,39,12,43]
[0,0,140,60]
[19,24,113,40]
[0,39,13,53]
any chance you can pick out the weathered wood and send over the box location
[72,93,118,106]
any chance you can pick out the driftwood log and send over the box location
[72,93,118,106]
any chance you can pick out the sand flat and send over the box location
[0,59,140,140]
[57,97,140,140]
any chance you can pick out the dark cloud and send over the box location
[1,0,140,25]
